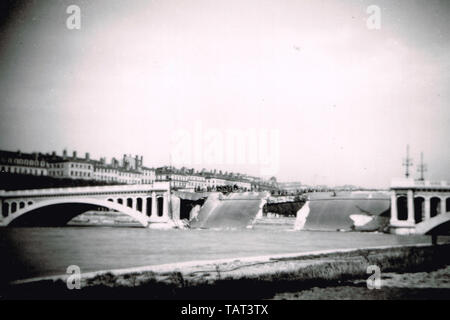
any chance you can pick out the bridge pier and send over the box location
[146,192,171,223]
[151,192,157,218]
[163,192,169,219]
[389,179,450,235]
[390,193,398,225]
[170,194,181,221]
[407,190,415,225]
[424,197,431,221]
[389,191,416,235]
[142,198,147,215]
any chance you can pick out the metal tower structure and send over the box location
[402,145,413,178]
[417,152,427,181]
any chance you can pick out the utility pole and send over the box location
[417,152,427,181]
[402,145,413,178]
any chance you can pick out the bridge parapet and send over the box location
[0,182,170,198]
[391,178,449,190]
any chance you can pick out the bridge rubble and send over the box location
[187,192,269,229]
[294,179,450,235]
[294,191,391,232]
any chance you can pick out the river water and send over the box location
[0,221,432,283]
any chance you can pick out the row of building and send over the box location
[0,149,278,192]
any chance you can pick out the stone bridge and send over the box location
[390,178,450,235]
[0,183,172,227]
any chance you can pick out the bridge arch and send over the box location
[414,196,425,223]
[136,197,142,212]
[126,198,133,208]
[11,202,17,214]
[397,196,408,221]
[157,196,164,217]
[2,202,9,217]
[146,197,152,216]
[2,197,149,227]
[430,197,441,217]
[415,212,450,235]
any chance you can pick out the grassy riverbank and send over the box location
[3,243,450,299]
[274,265,450,299]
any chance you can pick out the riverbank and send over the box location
[274,265,450,300]
[3,226,430,282]
[3,243,449,299]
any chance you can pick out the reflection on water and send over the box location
[0,222,432,282]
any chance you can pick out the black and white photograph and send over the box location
[0,0,449,306]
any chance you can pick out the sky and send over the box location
[0,0,449,188]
